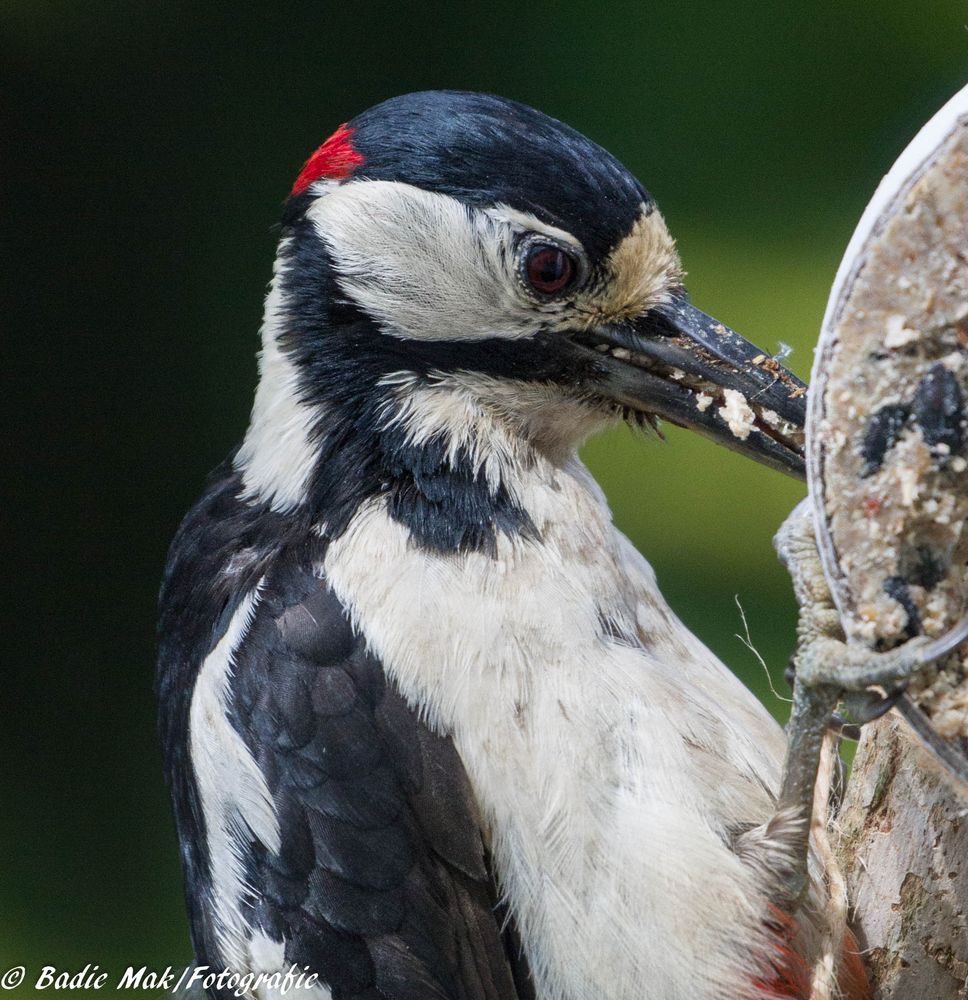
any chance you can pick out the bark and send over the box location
[836,719,968,997]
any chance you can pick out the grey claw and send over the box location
[827,713,861,741]
[842,686,906,725]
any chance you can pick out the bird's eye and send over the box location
[522,242,579,297]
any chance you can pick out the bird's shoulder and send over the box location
[158,463,532,1000]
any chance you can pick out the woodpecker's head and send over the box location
[237,91,805,533]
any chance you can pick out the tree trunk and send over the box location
[836,719,968,997]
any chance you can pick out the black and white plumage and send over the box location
[159,465,532,999]
[158,92,817,1000]
[158,480,780,1000]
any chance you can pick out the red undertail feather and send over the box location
[290,123,364,195]
[753,906,811,999]
[837,930,871,1000]
[753,907,870,999]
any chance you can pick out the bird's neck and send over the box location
[235,240,614,552]
[235,303,610,554]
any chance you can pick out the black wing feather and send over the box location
[158,468,532,999]
[233,560,531,1000]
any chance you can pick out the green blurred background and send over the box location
[3,0,965,987]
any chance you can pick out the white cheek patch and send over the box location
[306,180,562,341]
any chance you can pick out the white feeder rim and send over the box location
[808,82,968,616]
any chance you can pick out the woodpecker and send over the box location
[158,92,868,1000]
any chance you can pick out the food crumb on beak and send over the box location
[695,392,714,413]
[718,388,757,441]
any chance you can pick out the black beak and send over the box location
[572,296,807,479]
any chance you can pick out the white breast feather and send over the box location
[324,448,790,1000]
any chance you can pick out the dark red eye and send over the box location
[523,243,577,296]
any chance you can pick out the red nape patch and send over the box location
[290,123,364,195]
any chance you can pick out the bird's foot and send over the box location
[767,501,968,910]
